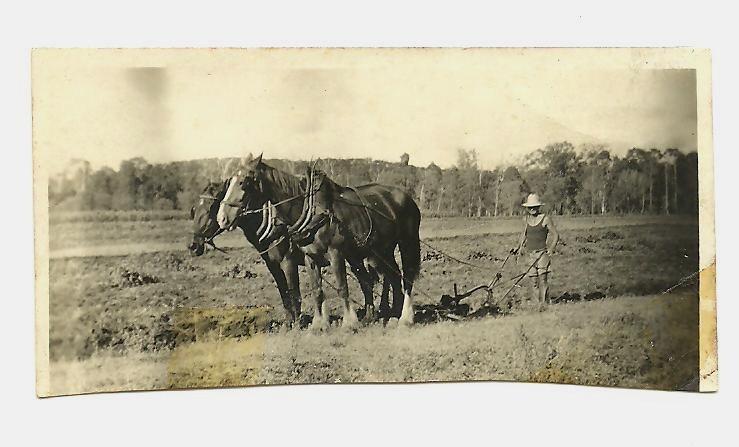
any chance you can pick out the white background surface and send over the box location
[2,1,735,445]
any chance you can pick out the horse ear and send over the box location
[255,152,263,165]
[215,159,224,182]
[241,152,253,167]
[222,158,237,180]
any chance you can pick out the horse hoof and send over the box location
[399,315,414,327]
[310,319,329,332]
[342,312,359,330]
[363,305,376,322]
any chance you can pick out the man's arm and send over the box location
[545,215,560,253]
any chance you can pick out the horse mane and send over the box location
[311,169,346,195]
[203,181,227,200]
[260,162,305,197]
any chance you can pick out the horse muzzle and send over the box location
[188,238,205,257]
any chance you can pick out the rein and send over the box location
[205,238,229,254]
[230,193,305,216]
[196,192,236,255]
[197,193,228,253]
[202,227,228,254]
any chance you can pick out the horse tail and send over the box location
[398,198,421,292]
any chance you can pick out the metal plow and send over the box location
[438,250,545,314]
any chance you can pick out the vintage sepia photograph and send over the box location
[33,48,716,397]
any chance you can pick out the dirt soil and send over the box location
[44,216,700,395]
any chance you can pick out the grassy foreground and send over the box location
[47,292,698,396]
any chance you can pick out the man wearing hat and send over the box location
[512,193,560,308]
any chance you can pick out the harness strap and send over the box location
[288,169,315,233]
[290,212,331,247]
[335,194,395,222]
[255,202,270,239]
[256,234,287,256]
[344,185,374,247]
[259,202,275,243]
[295,171,315,234]
[248,194,304,213]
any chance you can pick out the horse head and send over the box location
[189,181,229,256]
[217,153,268,230]
[303,168,336,213]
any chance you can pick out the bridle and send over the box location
[194,193,228,253]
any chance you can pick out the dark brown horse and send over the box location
[188,181,307,324]
[217,156,421,328]
[190,180,389,327]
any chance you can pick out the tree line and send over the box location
[49,141,698,217]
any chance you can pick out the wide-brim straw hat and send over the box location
[521,193,544,207]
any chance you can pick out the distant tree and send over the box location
[112,159,137,210]
[368,160,385,183]
[47,145,699,217]
[492,167,504,217]
[400,153,410,166]
[421,163,443,214]
[580,146,613,214]
[524,141,581,214]
[660,150,676,214]
[498,166,526,216]
[378,163,418,197]
[648,148,662,212]
[681,152,699,214]
[82,167,116,210]
[347,159,372,185]
[456,149,481,217]
[441,167,461,215]
[478,169,496,216]
[625,148,655,214]
[664,148,683,213]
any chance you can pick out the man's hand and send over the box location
[511,247,519,255]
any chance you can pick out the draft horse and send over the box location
[217,155,422,329]
[188,181,308,325]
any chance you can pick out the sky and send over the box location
[33,49,697,174]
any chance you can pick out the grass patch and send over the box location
[47,293,697,394]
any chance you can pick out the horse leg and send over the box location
[305,255,329,331]
[378,275,391,320]
[381,255,404,319]
[263,258,295,326]
[398,230,420,326]
[399,279,415,327]
[349,259,376,323]
[328,248,358,329]
[281,256,302,326]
